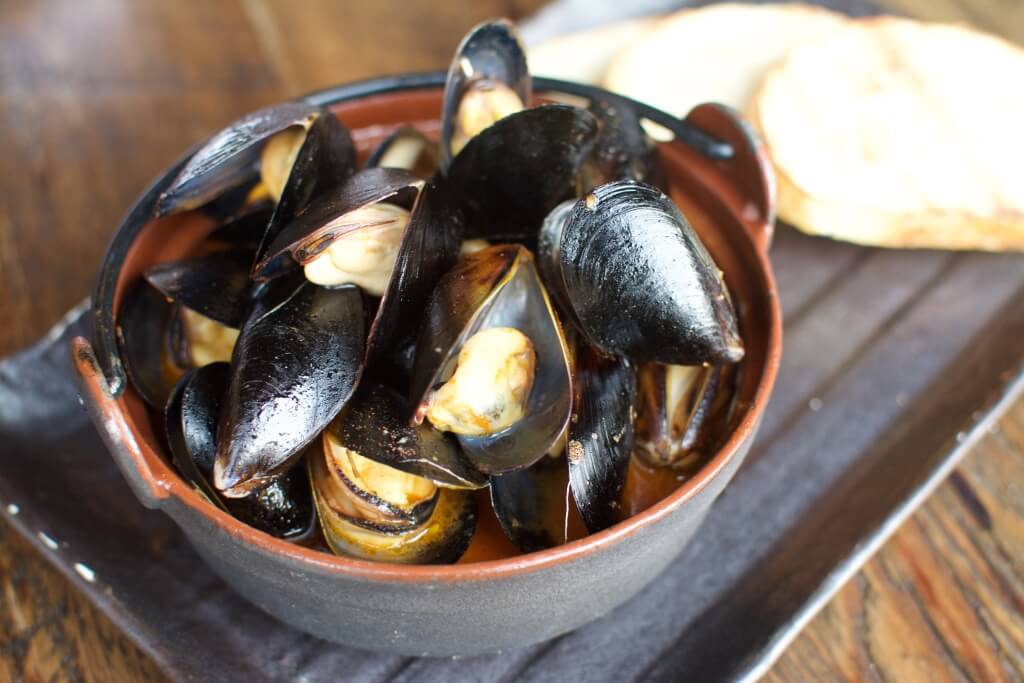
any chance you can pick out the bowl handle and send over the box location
[71,336,170,510]
[683,103,777,253]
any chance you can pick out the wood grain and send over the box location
[0,1,1020,682]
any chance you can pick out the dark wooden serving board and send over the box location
[2,1,1024,682]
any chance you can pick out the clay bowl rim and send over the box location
[85,72,782,584]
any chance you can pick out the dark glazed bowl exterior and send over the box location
[72,74,781,656]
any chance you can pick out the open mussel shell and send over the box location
[447,105,599,242]
[144,249,255,328]
[309,447,477,564]
[581,95,660,191]
[165,363,314,539]
[117,281,181,408]
[253,167,423,280]
[490,455,571,553]
[156,102,350,216]
[320,428,439,531]
[440,18,531,171]
[206,202,275,248]
[633,363,737,471]
[365,127,439,179]
[410,244,572,475]
[329,383,486,490]
[214,279,365,497]
[254,112,357,276]
[539,180,744,366]
[567,347,637,533]
[363,177,463,381]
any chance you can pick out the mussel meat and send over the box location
[410,244,572,475]
[366,127,440,179]
[117,249,254,408]
[440,19,531,169]
[310,392,478,563]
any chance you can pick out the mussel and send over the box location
[166,363,314,539]
[539,180,743,365]
[581,95,660,191]
[566,347,637,533]
[214,279,365,496]
[440,19,531,170]
[366,127,440,179]
[490,455,574,552]
[309,383,477,563]
[156,103,355,219]
[253,169,463,384]
[253,167,424,287]
[447,105,600,242]
[117,248,253,408]
[410,244,572,475]
[633,363,737,471]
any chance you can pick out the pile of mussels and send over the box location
[119,20,744,564]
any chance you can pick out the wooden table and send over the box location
[1,1,1021,680]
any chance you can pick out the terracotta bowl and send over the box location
[72,73,781,656]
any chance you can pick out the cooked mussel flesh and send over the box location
[410,244,572,475]
[366,127,440,179]
[253,167,423,285]
[440,19,530,169]
[310,426,477,564]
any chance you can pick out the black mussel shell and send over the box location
[199,176,267,224]
[539,180,743,365]
[490,456,569,552]
[581,95,660,191]
[567,347,637,533]
[214,280,365,496]
[410,245,572,475]
[309,451,477,564]
[634,363,737,471]
[320,430,439,530]
[440,19,531,171]
[365,127,440,179]
[314,434,433,534]
[447,105,599,242]
[364,177,463,382]
[116,280,180,408]
[206,202,275,248]
[156,102,326,216]
[253,167,423,279]
[165,363,314,539]
[254,113,357,277]
[144,249,255,328]
[329,383,486,490]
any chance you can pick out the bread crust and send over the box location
[750,17,1024,250]
[604,3,848,114]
